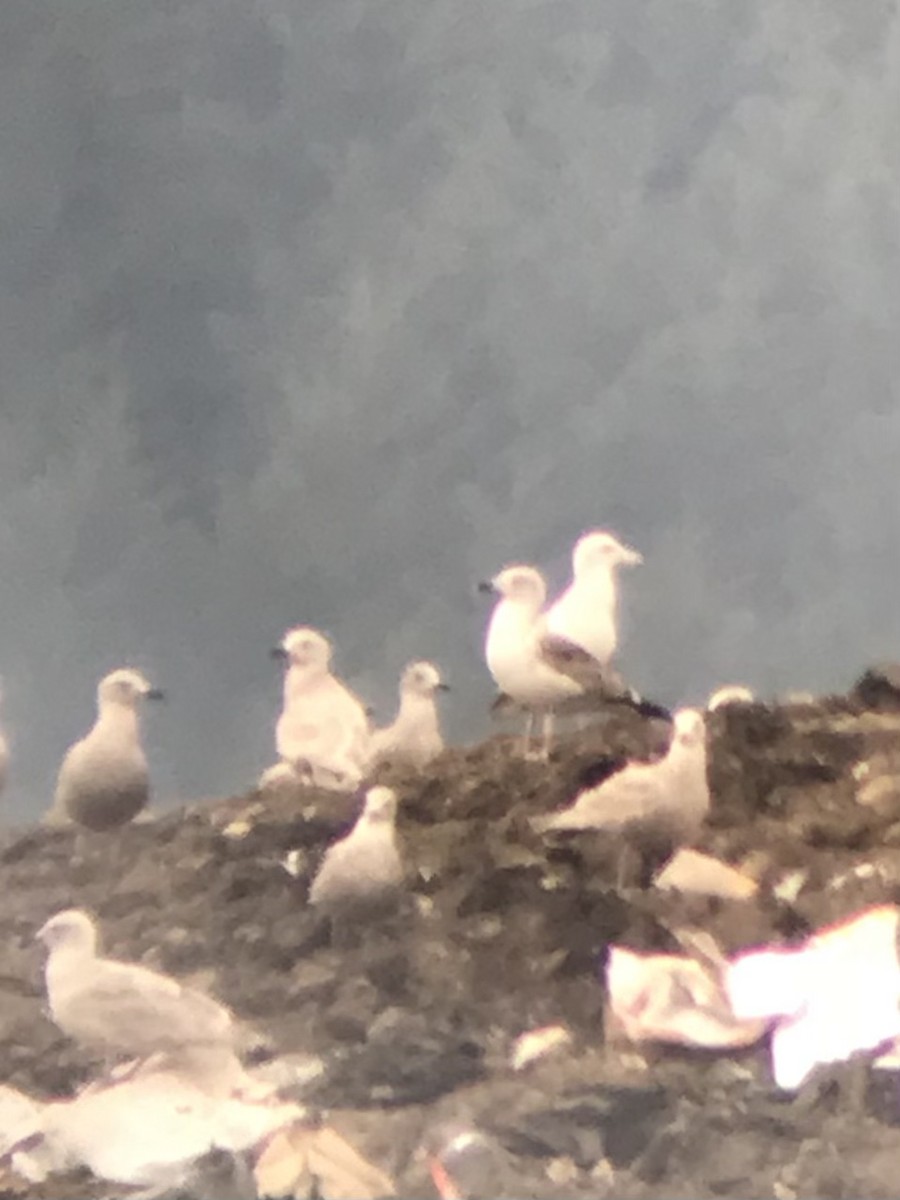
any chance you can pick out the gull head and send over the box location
[362,786,398,825]
[274,627,332,670]
[97,668,164,710]
[573,531,643,576]
[671,708,706,750]
[36,908,99,955]
[707,684,755,712]
[401,661,449,697]
[481,566,547,609]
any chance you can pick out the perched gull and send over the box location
[47,669,163,831]
[706,684,755,711]
[368,661,448,771]
[271,627,370,791]
[481,565,666,755]
[309,786,404,931]
[545,530,642,666]
[36,909,237,1072]
[533,707,710,846]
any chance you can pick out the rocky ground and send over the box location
[4,673,900,1198]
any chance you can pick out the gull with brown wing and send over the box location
[481,565,668,757]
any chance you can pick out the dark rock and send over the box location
[853,664,900,710]
[5,692,900,1197]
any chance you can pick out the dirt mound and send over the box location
[4,690,900,1197]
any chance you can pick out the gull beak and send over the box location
[270,646,288,661]
[144,688,166,702]
[623,547,643,567]
[435,682,451,693]
[477,580,497,596]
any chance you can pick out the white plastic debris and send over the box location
[771,870,808,904]
[282,849,305,878]
[510,1024,572,1070]
[9,1061,304,1189]
[726,905,900,1089]
[606,946,766,1049]
[653,849,758,900]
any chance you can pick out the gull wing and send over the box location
[57,959,233,1055]
[536,628,671,721]
[536,760,668,832]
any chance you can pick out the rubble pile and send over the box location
[2,682,900,1197]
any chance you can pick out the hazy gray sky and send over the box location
[0,0,898,818]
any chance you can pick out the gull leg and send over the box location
[540,710,556,759]
[520,710,536,757]
[616,843,637,891]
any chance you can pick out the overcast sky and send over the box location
[0,0,898,819]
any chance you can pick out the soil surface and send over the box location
[5,677,900,1198]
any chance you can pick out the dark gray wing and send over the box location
[537,632,672,721]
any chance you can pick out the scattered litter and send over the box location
[545,1155,579,1185]
[510,1024,572,1070]
[854,770,900,811]
[771,870,807,904]
[282,850,305,878]
[0,1058,389,1198]
[605,946,766,1048]
[255,1122,395,1199]
[223,805,266,839]
[829,862,880,891]
[7,1064,301,1188]
[726,905,900,1089]
[653,849,758,900]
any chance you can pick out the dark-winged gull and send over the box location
[545,530,642,666]
[271,627,370,791]
[47,669,163,831]
[36,909,237,1072]
[309,786,404,933]
[481,564,667,755]
[368,661,448,770]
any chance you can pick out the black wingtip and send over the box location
[634,698,673,722]
[617,689,672,722]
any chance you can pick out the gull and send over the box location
[706,684,755,711]
[309,786,404,938]
[532,707,709,847]
[545,530,643,666]
[480,565,667,756]
[36,909,239,1075]
[47,669,163,831]
[368,661,448,771]
[271,627,370,791]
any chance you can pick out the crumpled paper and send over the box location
[6,1063,300,1189]
[606,905,900,1090]
[606,945,766,1048]
[3,1057,393,1198]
